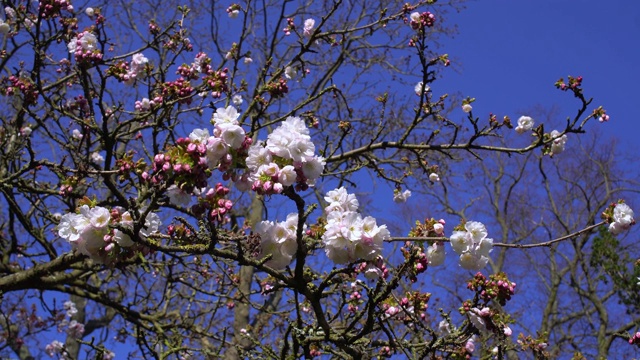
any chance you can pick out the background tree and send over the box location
[412,106,640,359]
[0,1,636,359]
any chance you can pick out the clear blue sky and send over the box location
[438,1,639,150]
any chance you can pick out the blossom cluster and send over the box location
[606,202,635,235]
[107,53,149,85]
[245,116,325,194]
[67,31,102,64]
[185,106,251,188]
[254,213,300,269]
[57,205,161,263]
[450,221,493,271]
[409,11,435,30]
[39,0,74,19]
[321,187,390,264]
[547,130,568,156]
[515,116,535,134]
[127,53,149,84]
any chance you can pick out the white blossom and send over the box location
[429,173,440,182]
[468,307,491,334]
[515,115,534,134]
[0,20,9,35]
[67,31,98,53]
[278,165,297,186]
[426,242,445,266]
[303,18,315,37]
[393,189,412,203]
[254,214,301,269]
[90,152,104,163]
[71,129,83,139]
[212,105,240,126]
[218,123,246,149]
[609,202,635,235]
[462,104,472,113]
[449,221,493,271]
[284,66,297,79]
[188,128,210,144]
[549,130,567,156]
[5,7,16,19]
[414,81,429,95]
[167,185,191,207]
[322,188,389,264]
[438,320,451,335]
[85,7,95,16]
[232,94,243,106]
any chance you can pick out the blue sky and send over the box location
[438,1,639,150]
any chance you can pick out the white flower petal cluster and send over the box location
[515,116,534,134]
[322,187,390,264]
[167,185,191,207]
[57,206,161,262]
[393,189,411,203]
[254,213,301,269]
[425,242,445,266]
[609,202,635,235]
[449,221,493,271]
[90,151,104,163]
[212,105,240,126]
[414,81,429,96]
[189,105,247,170]
[284,66,297,79]
[303,18,315,37]
[232,94,243,106]
[67,31,98,54]
[123,53,148,85]
[245,116,325,193]
[468,307,491,334]
[0,19,10,35]
[549,130,567,156]
[462,104,472,113]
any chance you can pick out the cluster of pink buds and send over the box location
[264,77,289,98]
[38,0,73,19]
[161,78,194,104]
[148,20,161,35]
[202,68,229,98]
[555,75,583,93]
[401,242,429,282]
[56,58,72,74]
[355,257,389,280]
[282,17,296,35]
[592,106,610,123]
[59,176,79,197]
[177,64,199,80]
[409,11,435,30]
[107,54,148,85]
[629,332,640,347]
[192,183,233,223]
[467,272,516,306]
[309,348,322,357]
[147,137,211,194]
[135,96,162,112]
[3,74,39,106]
[163,31,193,52]
[379,346,392,357]
[65,95,91,117]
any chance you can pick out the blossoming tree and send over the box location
[0,1,636,359]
